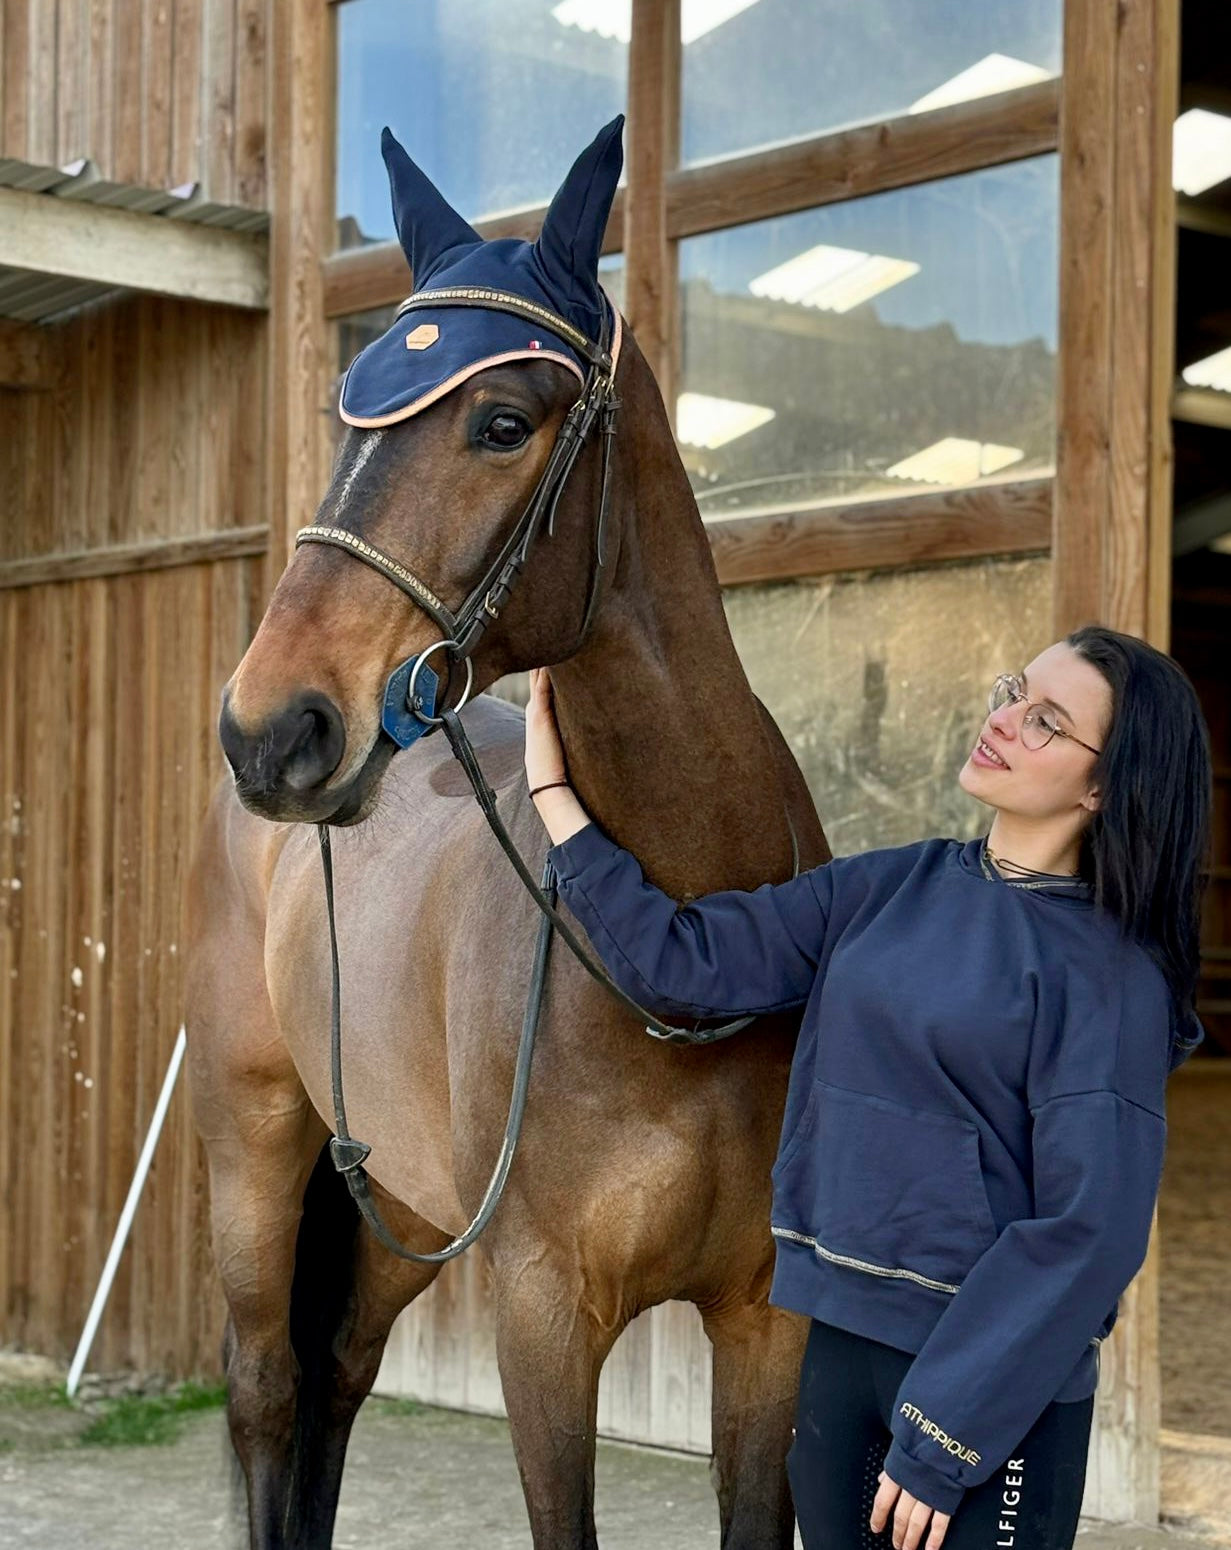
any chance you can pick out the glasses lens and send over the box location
[1021,709,1059,750]
[988,675,1016,712]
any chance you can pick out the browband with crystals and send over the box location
[395,287,611,370]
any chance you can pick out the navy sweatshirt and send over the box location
[547,824,1203,1516]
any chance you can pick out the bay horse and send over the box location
[186,118,830,1549]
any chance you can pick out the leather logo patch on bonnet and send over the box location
[405,323,440,350]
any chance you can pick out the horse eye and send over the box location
[481,412,531,450]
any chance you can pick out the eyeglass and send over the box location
[988,674,1102,756]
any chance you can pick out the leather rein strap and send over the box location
[302,286,795,1264]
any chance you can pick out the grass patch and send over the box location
[77,1381,228,1449]
[367,1395,425,1419]
[0,1382,71,1411]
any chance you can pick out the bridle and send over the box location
[296,286,798,1265]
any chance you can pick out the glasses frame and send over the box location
[988,673,1103,756]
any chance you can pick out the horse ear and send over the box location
[532,115,625,321]
[381,127,481,285]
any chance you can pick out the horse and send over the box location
[186,118,831,1549]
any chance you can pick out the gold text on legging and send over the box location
[897,1403,982,1465]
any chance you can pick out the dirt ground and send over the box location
[0,1396,1225,1550]
[1159,1064,1231,1436]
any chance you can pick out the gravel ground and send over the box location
[0,1397,1225,1550]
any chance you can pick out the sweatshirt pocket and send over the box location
[772,1081,998,1293]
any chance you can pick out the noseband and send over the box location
[294,287,796,1265]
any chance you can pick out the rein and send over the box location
[301,286,797,1263]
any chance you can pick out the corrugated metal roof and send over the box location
[0,157,270,323]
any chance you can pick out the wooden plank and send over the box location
[141,0,175,189]
[26,0,57,163]
[56,0,89,166]
[322,194,627,319]
[1171,387,1231,431]
[233,0,267,208]
[87,0,113,177]
[622,0,680,399]
[0,318,58,389]
[111,0,144,183]
[0,187,269,309]
[666,81,1060,241]
[0,527,270,589]
[203,0,236,201]
[267,0,333,562]
[708,478,1053,587]
[1052,0,1117,634]
[169,0,203,191]
[3,0,30,156]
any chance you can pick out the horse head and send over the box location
[220,117,633,825]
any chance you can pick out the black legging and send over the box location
[787,1320,1095,1550]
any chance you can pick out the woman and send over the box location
[523,625,1210,1550]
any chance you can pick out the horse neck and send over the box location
[547,354,795,898]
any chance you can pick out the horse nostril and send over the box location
[218,689,346,797]
[281,694,346,792]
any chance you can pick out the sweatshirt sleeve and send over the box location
[546,821,832,1019]
[881,1087,1165,1516]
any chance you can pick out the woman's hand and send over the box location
[870,1469,951,1550]
[525,667,568,791]
[524,668,592,846]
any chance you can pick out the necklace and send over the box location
[981,842,1088,891]
[985,846,1080,880]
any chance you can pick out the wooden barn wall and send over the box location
[0,292,266,1371]
[0,0,268,206]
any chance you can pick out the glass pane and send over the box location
[678,158,1057,521]
[724,558,1053,854]
[682,0,1062,165]
[337,0,628,246]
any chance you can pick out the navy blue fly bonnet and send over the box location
[339,116,625,428]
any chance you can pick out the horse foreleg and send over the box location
[297,1179,448,1538]
[492,1255,623,1550]
[702,1295,807,1550]
[195,1078,325,1549]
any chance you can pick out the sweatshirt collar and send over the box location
[959,837,1095,903]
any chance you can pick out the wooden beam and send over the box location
[1053,0,1179,1524]
[707,478,1052,586]
[1172,386,1231,431]
[322,193,627,320]
[623,0,680,401]
[1054,0,1178,648]
[666,80,1059,241]
[0,319,58,390]
[0,187,269,311]
[0,528,269,590]
[322,84,1058,321]
[268,0,335,567]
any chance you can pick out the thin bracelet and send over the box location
[528,779,571,801]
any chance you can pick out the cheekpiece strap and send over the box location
[295,525,459,639]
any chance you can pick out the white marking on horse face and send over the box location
[331,431,384,520]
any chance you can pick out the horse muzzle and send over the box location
[219,687,351,821]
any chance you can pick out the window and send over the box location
[678,158,1058,520]
[336,0,628,246]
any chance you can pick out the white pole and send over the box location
[66,1024,188,1399]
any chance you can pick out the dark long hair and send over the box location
[1068,625,1212,1039]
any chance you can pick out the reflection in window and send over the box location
[681,0,1061,165]
[336,0,627,246]
[677,158,1058,520]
